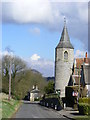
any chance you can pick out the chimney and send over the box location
[36,85,38,90]
[85,52,87,58]
[84,52,88,63]
[32,85,35,89]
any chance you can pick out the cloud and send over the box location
[30,54,40,61]
[2,0,53,24]
[2,1,88,25]
[29,59,54,77]
[29,27,40,35]
[2,0,88,50]
[25,54,54,77]
[74,50,86,58]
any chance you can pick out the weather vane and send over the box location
[64,17,66,27]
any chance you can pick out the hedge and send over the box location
[78,103,90,115]
[40,93,63,110]
[45,93,58,99]
[79,97,90,104]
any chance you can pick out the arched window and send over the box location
[64,51,68,60]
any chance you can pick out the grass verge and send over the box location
[74,116,90,120]
[2,97,21,118]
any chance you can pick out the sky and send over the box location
[0,0,89,77]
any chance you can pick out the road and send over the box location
[14,101,66,118]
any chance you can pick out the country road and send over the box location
[14,101,66,118]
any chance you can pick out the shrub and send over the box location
[79,97,90,104]
[80,86,87,97]
[78,103,90,115]
[40,93,63,110]
[45,93,58,99]
[44,81,54,94]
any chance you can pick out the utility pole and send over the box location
[8,58,11,100]
[5,47,14,101]
[78,64,81,98]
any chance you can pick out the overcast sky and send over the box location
[1,0,89,77]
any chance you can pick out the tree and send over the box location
[2,55,47,100]
[44,81,55,94]
[2,55,26,78]
[2,52,14,100]
[2,54,26,100]
[0,58,1,92]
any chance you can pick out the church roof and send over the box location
[56,19,74,49]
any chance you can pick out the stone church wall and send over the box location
[55,48,74,97]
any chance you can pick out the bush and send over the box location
[45,93,58,99]
[44,81,54,94]
[78,103,90,115]
[79,97,90,104]
[40,93,63,110]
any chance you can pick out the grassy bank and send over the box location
[74,116,90,120]
[0,101,2,119]
[1,93,21,118]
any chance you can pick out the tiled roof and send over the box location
[76,58,90,68]
[76,58,84,68]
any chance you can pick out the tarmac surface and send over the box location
[14,101,66,118]
[14,101,83,119]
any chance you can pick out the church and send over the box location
[55,19,90,98]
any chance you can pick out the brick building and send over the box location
[73,52,90,97]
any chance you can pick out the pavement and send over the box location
[57,107,84,120]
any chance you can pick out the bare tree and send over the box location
[2,49,26,100]
[1,47,14,100]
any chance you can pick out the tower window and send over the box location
[64,51,68,60]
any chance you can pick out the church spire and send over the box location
[56,18,74,49]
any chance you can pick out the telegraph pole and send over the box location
[4,47,14,101]
[78,64,81,98]
[8,58,11,100]
[5,47,14,101]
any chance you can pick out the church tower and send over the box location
[55,18,74,97]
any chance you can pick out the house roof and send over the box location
[56,19,74,49]
[31,89,40,93]
[76,58,84,68]
[76,58,90,68]
[74,55,90,85]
